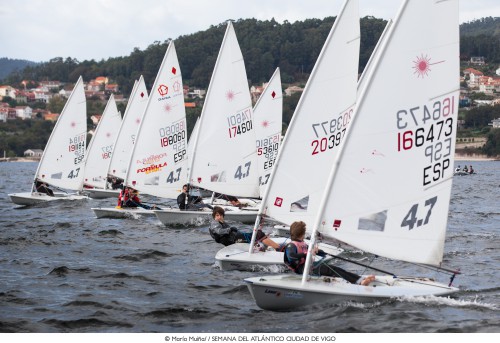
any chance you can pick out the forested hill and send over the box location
[2,16,500,94]
[0,58,38,80]
[2,16,387,93]
[460,17,500,37]
[460,17,500,62]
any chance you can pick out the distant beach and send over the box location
[0,157,40,163]
[1,155,498,163]
[455,154,498,161]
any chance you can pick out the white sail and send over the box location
[261,0,360,228]
[253,68,283,198]
[186,116,200,180]
[83,94,121,189]
[317,0,460,266]
[107,77,149,181]
[187,117,200,162]
[357,19,392,93]
[125,41,188,199]
[35,76,87,191]
[189,22,259,198]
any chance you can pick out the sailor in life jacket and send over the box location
[209,206,281,250]
[284,221,375,286]
[117,187,130,208]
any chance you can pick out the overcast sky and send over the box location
[0,0,497,62]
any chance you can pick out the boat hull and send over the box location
[9,192,88,206]
[84,189,120,199]
[216,241,344,271]
[154,208,257,226]
[92,207,156,219]
[454,171,475,176]
[244,274,459,311]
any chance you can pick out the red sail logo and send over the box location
[158,84,169,96]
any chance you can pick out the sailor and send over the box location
[35,180,54,196]
[177,184,211,210]
[117,187,160,210]
[209,206,281,250]
[284,221,375,286]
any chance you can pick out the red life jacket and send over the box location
[284,240,309,272]
[117,188,130,206]
[292,240,309,265]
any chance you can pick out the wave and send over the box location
[113,249,172,262]
[144,306,211,319]
[93,272,156,283]
[41,317,133,331]
[48,266,91,276]
[63,300,113,309]
[98,229,123,236]
[397,294,498,310]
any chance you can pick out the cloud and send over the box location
[0,0,496,62]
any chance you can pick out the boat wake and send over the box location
[397,295,498,310]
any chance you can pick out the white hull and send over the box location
[154,208,257,226]
[92,207,156,219]
[454,171,475,176]
[210,198,261,208]
[245,274,459,311]
[84,188,120,199]
[216,241,344,271]
[8,192,88,206]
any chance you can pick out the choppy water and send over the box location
[0,161,498,333]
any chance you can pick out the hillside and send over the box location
[460,17,500,37]
[2,16,500,94]
[460,17,500,62]
[0,58,38,80]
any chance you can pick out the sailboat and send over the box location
[91,78,152,217]
[93,41,187,218]
[154,22,266,226]
[253,67,283,199]
[209,68,283,208]
[245,0,461,310]
[9,77,88,206]
[82,94,122,198]
[215,0,359,271]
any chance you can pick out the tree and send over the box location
[47,95,66,114]
[483,129,500,156]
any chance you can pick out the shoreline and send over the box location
[455,155,498,161]
[2,155,498,163]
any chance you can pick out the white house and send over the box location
[463,68,483,88]
[24,149,43,157]
[34,89,51,103]
[470,57,485,65]
[15,106,33,119]
[39,80,61,90]
[188,89,206,99]
[0,85,17,98]
[58,89,72,98]
[489,118,500,128]
[284,85,304,96]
